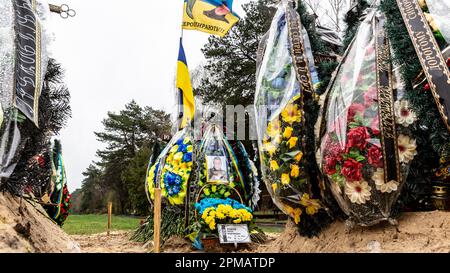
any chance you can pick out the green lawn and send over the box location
[63,214,144,235]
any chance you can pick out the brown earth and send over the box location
[0,192,80,253]
[2,191,449,253]
[259,211,450,253]
[70,231,147,253]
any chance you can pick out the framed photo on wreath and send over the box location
[206,156,229,183]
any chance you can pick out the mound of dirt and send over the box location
[0,192,80,253]
[259,211,450,253]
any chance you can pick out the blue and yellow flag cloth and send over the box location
[177,39,195,129]
[182,0,240,37]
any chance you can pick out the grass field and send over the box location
[63,214,144,235]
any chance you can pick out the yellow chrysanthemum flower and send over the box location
[281,104,302,124]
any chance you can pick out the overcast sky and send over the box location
[46,0,253,191]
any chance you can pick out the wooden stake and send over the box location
[107,202,113,236]
[153,188,162,253]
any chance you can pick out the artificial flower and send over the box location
[300,193,320,215]
[173,152,184,162]
[348,103,365,121]
[346,126,370,151]
[324,156,337,175]
[341,158,363,182]
[263,141,277,157]
[287,137,298,149]
[370,117,380,135]
[294,151,303,162]
[281,103,302,124]
[367,145,383,167]
[281,173,290,185]
[372,168,399,193]
[267,119,281,138]
[274,134,283,144]
[345,181,372,204]
[290,164,300,178]
[170,145,179,153]
[394,100,417,127]
[363,86,378,107]
[270,160,280,171]
[285,205,302,224]
[271,183,278,192]
[283,126,293,139]
[397,134,417,163]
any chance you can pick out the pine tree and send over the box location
[80,101,171,214]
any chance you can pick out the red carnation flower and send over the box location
[346,126,370,151]
[341,158,363,182]
[348,103,365,121]
[367,145,383,167]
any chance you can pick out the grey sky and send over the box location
[47,0,253,191]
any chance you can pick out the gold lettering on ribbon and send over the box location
[285,4,314,94]
[375,15,401,185]
[396,0,450,132]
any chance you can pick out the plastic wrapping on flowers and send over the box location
[196,125,249,204]
[0,0,50,183]
[420,0,450,44]
[316,8,417,226]
[192,124,258,238]
[254,1,322,226]
[147,127,194,206]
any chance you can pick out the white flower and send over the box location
[398,134,417,163]
[395,100,417,127]
[345,181,372,204]
[372,168,399,193]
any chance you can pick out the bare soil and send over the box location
[70,231,147,253]
[259,211,450,253]
[0,192,80,253]
[2,192,449,253]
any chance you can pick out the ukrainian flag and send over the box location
[182,0,240,37]
[177,39,195,129]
